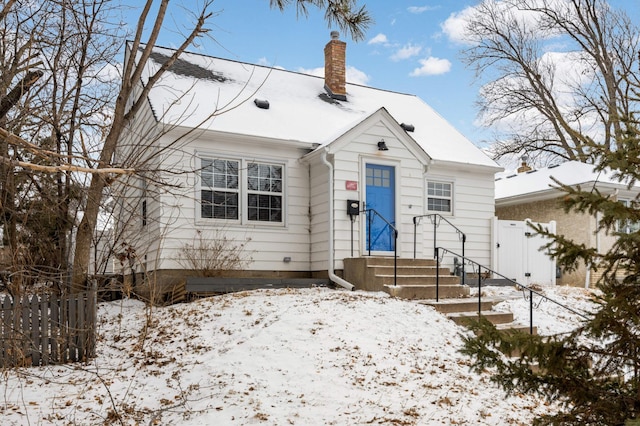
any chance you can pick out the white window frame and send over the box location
[246,161,284,223]
[618,199,640,234]
[141,177,148,228]
[196,154,286,226]
[426,180,454,214]
[199,157,241,222]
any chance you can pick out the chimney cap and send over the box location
[330,31,340,40]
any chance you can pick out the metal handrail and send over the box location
[435,247,589,335]
[348,208,399,287]
[365,208,398,287]
[413,214,467,285]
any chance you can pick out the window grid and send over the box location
[366,167,391,188]
[201,159,239,220]
[247,162,283,222]
[427,181,453,213]
[199,158,284,223]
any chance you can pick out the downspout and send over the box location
[321,148,355,291]
[586,212,602,289]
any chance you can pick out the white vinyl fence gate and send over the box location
[493,219,556,286]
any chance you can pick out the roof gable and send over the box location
[320,107,431,164]
[138,45,499,170]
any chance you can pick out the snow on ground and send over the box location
[0,286,595,425]
[473,284,597,336]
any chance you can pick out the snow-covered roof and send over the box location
[140,46,499,169]
[495,160,640,203]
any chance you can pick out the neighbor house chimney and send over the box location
[324,31,347,101]
[517,154,532,173]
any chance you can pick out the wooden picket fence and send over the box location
[0,286,97,367]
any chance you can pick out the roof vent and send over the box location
[254,99,270,109]
[548,164,560,169]
[400,123,415,132]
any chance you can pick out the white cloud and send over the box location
[441,1,564,45]
[368,33,388,45]
[256,57,286,70]
[407,5,438,14]
[296,65,370,86]
[475,50,603,148]
[390,43,422,61]
[346,66,370,85]
[297,66,323,77]
[441,6,477,45]
[410,57,452,76]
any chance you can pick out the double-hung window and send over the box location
[201,158,239,220]
[618,199,640,234]
[199,157,283,223]
[427,181,453,213]
[247,162,283,222]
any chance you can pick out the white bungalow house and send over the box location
[114,33,502,298]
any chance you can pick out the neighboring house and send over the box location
[495,160,640,287]
[114,33,502,297]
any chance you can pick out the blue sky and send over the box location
[124,0,638,149]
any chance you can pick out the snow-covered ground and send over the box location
[0,285,596,425]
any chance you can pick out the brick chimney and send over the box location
[517,154,532,173]
[324,31,347,101]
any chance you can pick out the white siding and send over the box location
[421,164,496,271]
[306,116,496,276]
[115,104,497,278]
[150,131,312,272]
[330,121,427,269]
[309,157,330,271]
[112,94,165,274]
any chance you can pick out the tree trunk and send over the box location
[71,115,125,292]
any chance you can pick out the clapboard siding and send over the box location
[309,156,330,271]
[115,103,499,280]
[133,130,315,272]
[419,167,496,268]
[329,120,428,269]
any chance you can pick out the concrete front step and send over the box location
[420,297,504,314]
[384,284,470,300]
[371,265,452,276]
[495,323,537,335]
[376,274,460,286]
[447,311,514,326]
[355,257,437,267]
[344,257,458,292]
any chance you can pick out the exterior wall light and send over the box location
[377,140,389,151]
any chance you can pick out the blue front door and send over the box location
[365,164,396,252]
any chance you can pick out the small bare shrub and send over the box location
[176,230,252,276]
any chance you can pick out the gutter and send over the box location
[321,148,355,291]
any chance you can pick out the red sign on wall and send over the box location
[345,180,358,190]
